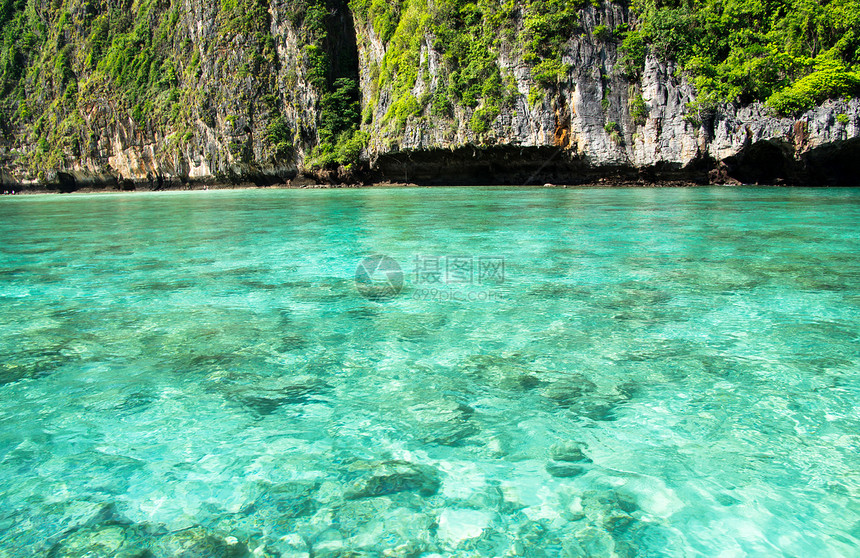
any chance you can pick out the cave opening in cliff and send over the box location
[731,140,795,185]
[804,138,860,186]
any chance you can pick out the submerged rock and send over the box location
[541,374,597,408]
[279,334,308,352]
[408,399,478,446]
[580,489,640,523]
[308,529,346,558]
[549,441,592,463]
[344,461,441,499]
[269,533,309,558]
[436,508,494,547]
[339,503,433,554]
[48,523,155,558]
[460,354,545,392]
[248,481,318,520]
[573,526,615,558]
[154,526,248,558]
[49,525,129,558]
[545,462,588,479]
[216,374,332,416]
[0,347,77,385]
[334,497,393,535]
[576,399,622,422]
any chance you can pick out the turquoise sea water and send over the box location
[0,187,858,557]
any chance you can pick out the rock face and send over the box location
[1,1,858,190]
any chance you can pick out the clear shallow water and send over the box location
[0,187,858,557]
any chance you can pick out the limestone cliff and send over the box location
[357,3,859,185]
[0,0,857,190]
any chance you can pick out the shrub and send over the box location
[335,129,368,166]
[623,0,860,109]
[531,59,569,86]
[620,29,647,77]
[470,104,500,135]
[630,92,647,125]
[604,121,622,144]
[767,59,860,115]
[265,114,292,159]
[593,24,613,42]
[319,77,361,142]
[384,92,421,131]
[431,90,452,117]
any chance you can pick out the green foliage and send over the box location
[350,0,401,42]
[320,77,361,142]
[470,104,500,135]
[431,0,507,114]
[431,89,452,116]
[363,0,512,134]
[309,128,368,169]
[630,91,647,125]
[295,0,363,168]
[531,59,570,86]
[604,120,622,144]
[624,0,860,113]
[836,113,850,124]
[366,0,590,137]
[0,0,29,95]
[766,58,860,114]
[228,141,244,158]
[593,24,613,42]
[265,113,293,160]
[336,129,368,165]
[0,0,285,176]
[522,0,583,63]
[620,29,647,78]
[384,92,420,130]
[521,0,584,89]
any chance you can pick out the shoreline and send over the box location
[3,179,849,197]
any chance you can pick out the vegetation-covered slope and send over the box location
[0,0,363,180]
[623,0,860,114]
[350,0,592,137]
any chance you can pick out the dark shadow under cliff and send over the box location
[719,137,860,186]
[803,138,860,186]
[368,146,710,186]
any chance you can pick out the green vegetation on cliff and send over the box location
[0,0,289,177]
[624,0,860,114]
[0,0,367,177]
[349,0,596,137]
[294,0,364,169]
